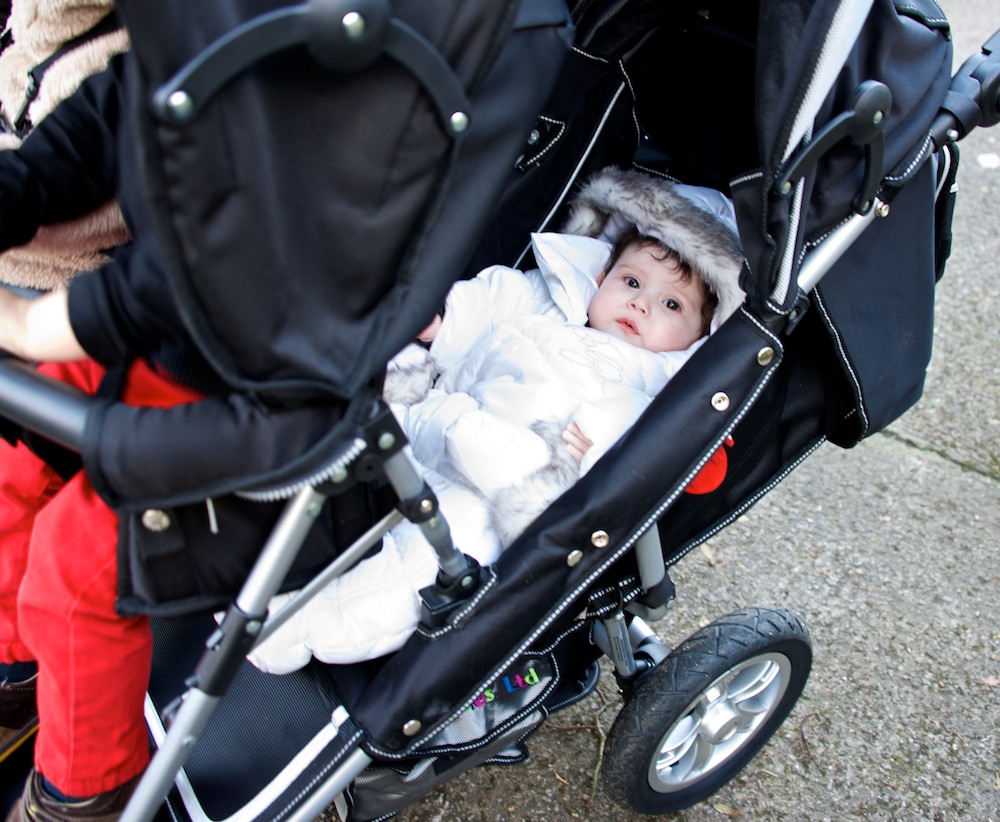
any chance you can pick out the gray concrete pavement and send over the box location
[394,2,1000,820]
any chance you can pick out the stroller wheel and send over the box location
[601,606,811,814]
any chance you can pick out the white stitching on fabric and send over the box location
[894,3,947,24]
[271,728,364,822]
[522,115,567,168]
[572,46,609,63]
[620,58,641,140]
[414,566,499,640]
[417,675,557,756]
[884,133,934,182]
[631,162,682,184]
[379,622,592,758]
[514,82,629,268]
[813,288,869,434]
[731,169,763,187]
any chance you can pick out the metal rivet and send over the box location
[779,180,793,196]
[566,549,584,567]
[402,719,421,736]
[342,12,366,39]
[757,347,775,366]
[307,502,323,517]
[331,466,349,484]
[246,620,262,636]
[141,509,171,532]
[946,128,960,143]
[591,530,610,548]
[872,110,884,126]
[527,128,541,145]
[450,111,470,133]
[418,499,434,515]
[378,432,396,450]
[874,200,891,218]
[167,90,193,120]
[711,392,731,412]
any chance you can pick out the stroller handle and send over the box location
[0,357,89,451]
[152,0,472,137]
[931,26,1000,146]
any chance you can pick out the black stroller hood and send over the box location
[732,0,953,441]
[733,0,951,310]
[116,0,574,403]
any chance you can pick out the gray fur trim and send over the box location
[489,421,579,547]
[382,344,436,405]
[562,167,746,325]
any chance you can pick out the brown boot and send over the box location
[0,673,38,763]
[6,769,143,822]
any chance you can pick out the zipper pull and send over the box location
[12,72,40,136]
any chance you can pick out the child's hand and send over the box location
[0,288,86,361]
[417,314,442,343]
[562,421,593,463]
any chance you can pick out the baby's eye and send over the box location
[663,298,681,311]
[625,276,640,289]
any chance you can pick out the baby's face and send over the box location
[587,244,709,353]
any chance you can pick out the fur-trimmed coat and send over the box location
[246,171,745,673]
[0,0,130,289]
[396,233,703,533]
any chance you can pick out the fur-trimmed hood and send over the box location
[562,167,746,329]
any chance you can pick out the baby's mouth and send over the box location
[616,318,638,335]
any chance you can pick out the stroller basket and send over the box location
[0,0,998,820]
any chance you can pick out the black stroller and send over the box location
[0,0,998,819]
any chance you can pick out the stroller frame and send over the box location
[0,192,894,822]
[0,0,998,819]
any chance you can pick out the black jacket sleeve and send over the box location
[0,60,120,249]
[66,237,187,367]
[0,52,183,367]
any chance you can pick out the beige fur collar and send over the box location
[0,1,130,289]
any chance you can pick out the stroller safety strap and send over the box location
[151,0,473,137]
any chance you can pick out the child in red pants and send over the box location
[0,43,221,817]
[0,355,203,816]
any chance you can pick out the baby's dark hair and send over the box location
[606,229,719,336]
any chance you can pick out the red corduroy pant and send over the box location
[0,358,202,796]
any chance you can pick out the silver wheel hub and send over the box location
[648,651,792,793]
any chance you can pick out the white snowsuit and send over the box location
[247,232,704,672]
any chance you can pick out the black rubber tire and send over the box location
[601,606,812,815]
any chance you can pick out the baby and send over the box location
[247,167,746,671]
[417,226,718,468]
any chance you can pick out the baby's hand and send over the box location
[562,421,593,463]
[417,314,442,343]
